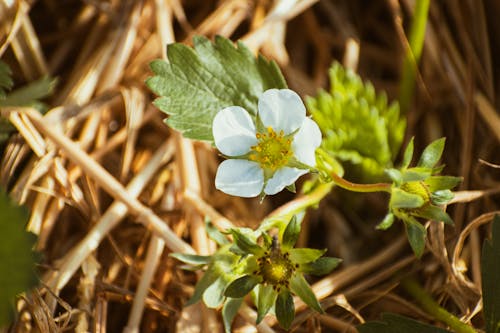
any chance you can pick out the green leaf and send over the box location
[401,137,414,169]
[413,205,453,225]
[0,60,13,99]
[289,273,323,313]
[289,248,326,264]
[282,216,300,250]
[0,190,38,326]
[224,275,259,298]
[169,253,211,266]
[229,228,263,256]
[376,213,395,230]
[300,257,342,276]
[481,214,500,333]
[222,297,243,333]
[404,218,426,258]
[205,220,229,246]
[425,176,462,192]
[146,35,287,142]
[186,265,218,306]
[0,76,56,107]
[276,290,295,330]
[256,284,277,323]
[417,138,445,169]
[385,168,402,184]
[430,190,454,206]
[358,313,452,333]
[307,62,406,182]
[390,188,425,209]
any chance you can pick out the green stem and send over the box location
[399,0,430,113]
[401,278,478,333]
[329,172,392,193]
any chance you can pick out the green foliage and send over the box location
[383,138,461,257]
[482,214,500,333]
[358,313,452,333]
[0,61,13,99]
[0,189,38,326]
[306,62,406,181]
[146,35,287,142]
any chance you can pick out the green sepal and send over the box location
[424,176,462,192]
[289,248,326,264]
[282,216,300,250]
[430,190,454,205]
[256,284,277,323]
[276,290,295,330]
[203,276,227,308]
[385,168,402,184]
[401,137,414,169]
[228,228,263,256]
[300,257,342,276]
[401,168,432,182]
[169,253,212,266]
[290,273,323,314]
[224,275,259,298]
[417,138,445,169]
[390,188,425,209]
[376,213,395,230]
[286,183,296,193]
[222,297,243,333]
[186,265,219,306]
[413,205,453,225]
[403,218,426,258]
[205,220,229,246]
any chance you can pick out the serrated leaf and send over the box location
[222,297,243,333]
[169,253,211,266]
[290,273,323,314]
[425,176,462,192]
[0,60,13,99]
[307,62,406,182]
[358,313,452,333]
[146,35,287,142]
[300,257,342,276]
[0,190,38,326]
[482,214,500,333]
[0,76,56,107]
[282,216,300,250]
[276,290,295,330]
[404,218,426,258]
[289,248,326,264]
[257,284,277,323]
[377,213,395,230]
[417,138,445,169]
[224,275,259,298]
[390,188,425,209]
[401,137,414,169]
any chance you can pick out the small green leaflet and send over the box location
[0,60,13,99]
[146,35,287,142]
[0,189,39,326]
[482,214,500,333]
[358,313,452,333]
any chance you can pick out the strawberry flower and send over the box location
[212,88,322,197]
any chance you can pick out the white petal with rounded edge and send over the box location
[213,106,257,156]
[215,159,264,197]
[258,89,306,134]
[292,117,322,166]
[264,167,308,195]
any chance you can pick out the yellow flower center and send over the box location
[401,181,431,203]
[249,126,292,170]
[254,238,296,292]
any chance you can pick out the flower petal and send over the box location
[215,159,264,197]
[258,89,306,134]
[213,106,257,156]
[264,167,307,195]
[292,117,322,166]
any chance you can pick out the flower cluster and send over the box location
[212,88,322,198]
[171,217,341,332]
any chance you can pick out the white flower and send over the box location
[212,88,322,197]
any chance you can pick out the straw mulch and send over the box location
[0,0,499,332]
